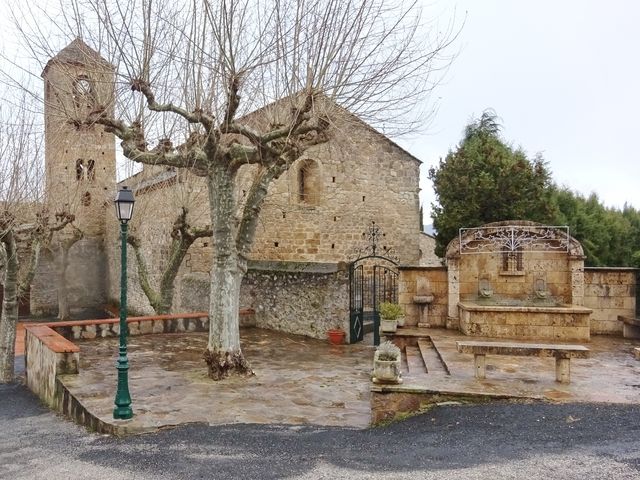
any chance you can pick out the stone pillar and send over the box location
[555,357,571,384]
[569,257,585,306]
[447,257,460,329]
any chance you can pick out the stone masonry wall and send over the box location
[24,326,79,408]
[584,267,637,335]
[108,112,423,287]
[458,252,572,303]
[418,233,441,267]
[398,267,448,327]
[31,238,107,317]
[176,262,349,340]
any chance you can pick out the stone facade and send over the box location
[584,267,637,335]
[38,40,426,323]
[43,38,116,238]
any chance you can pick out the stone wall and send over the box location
[457,251,573,303]
[178,261,349,340]
[24,325,79,408]
[31,238,107,317]
[584,267,637,335]
[398,267,448,327]
[418,233,441,267]
[458,302,592,341]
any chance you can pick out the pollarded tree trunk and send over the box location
[0,232,18,383]
[57,246,70,320]
[203,165,253,380]
[56,228,83,321]
[128,208,212,315]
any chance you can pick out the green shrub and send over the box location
[379,302,403,320]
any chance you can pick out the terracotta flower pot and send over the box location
[327,329,346,345]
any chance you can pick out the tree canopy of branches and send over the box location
[10,0,457,379]
[428,110,555,257]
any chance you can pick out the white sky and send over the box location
[397,0,640,218]
[1,1,638,213]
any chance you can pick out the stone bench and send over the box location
[456,341,589,384]
[619,316,640,339]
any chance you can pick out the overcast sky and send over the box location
[397,0,640,218]
[1,1,637,214]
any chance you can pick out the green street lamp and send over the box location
[113,186,135,420]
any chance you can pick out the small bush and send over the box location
[376,341,400,361]
[378,302,403,320]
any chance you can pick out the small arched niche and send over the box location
[296,159,321,206]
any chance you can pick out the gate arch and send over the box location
[349,254,398,345]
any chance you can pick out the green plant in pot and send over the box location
[379,301,404,332]
[372,341,402,384]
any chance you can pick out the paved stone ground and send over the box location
[396,327,640,403]
[2,381,640,479]
[60,328,374,431]
[49,326,640,434]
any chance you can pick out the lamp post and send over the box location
[113,186,135,420]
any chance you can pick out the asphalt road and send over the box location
[2,381,640,479]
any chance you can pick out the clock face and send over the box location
[75,78,91,96]
[76,78,92,96]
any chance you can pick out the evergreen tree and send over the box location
[428,111,555,257]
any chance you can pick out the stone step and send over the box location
[405,346,426,374]
[418,339,449,376]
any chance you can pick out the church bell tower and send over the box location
[42,38,116,238]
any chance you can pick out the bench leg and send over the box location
[474,354,486,379]
[555,358,571,383]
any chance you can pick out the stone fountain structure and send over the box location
[444,221,593,341]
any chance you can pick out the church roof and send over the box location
[42,38,113,76]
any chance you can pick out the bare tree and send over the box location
[11,0,457,379]
[0,95,75,382]
[52,223,84,320]
[128,205,211,315]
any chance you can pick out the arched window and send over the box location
[297,159,320,205]
[76,159,85,180]
[87,159,95,181]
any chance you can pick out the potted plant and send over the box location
[372,341,402,384]
[327,327,346,345]
[378,302,404,332]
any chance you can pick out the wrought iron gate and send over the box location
[348,221,399,345]
[349,258,398,345]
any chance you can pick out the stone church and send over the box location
[30,39,437,339]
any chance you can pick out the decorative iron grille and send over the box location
[459,225,571,255]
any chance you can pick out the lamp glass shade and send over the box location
[115,187,135,222]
